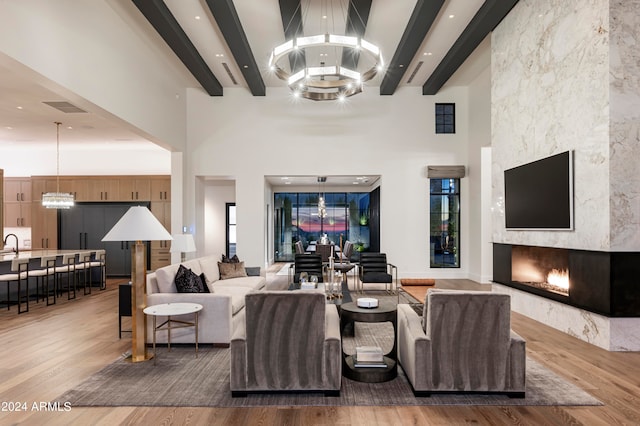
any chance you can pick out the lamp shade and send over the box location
[102,206,172,242]
[170,234,196,253]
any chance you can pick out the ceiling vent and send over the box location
[221,63,238,85]
[43,101,87,113]
[406,61,424,84]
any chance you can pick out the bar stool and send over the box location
[74,251,93,295]
[29,255,57,306]
[88,249,106,290]
[0,257,30,313]
[55,253,77,300]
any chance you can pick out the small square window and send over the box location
[435,103,455,134]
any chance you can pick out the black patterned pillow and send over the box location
[174,265,205,293]
[200,273,210,293]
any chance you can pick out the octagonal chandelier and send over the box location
[268,0,383,101]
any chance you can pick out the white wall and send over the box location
[0,143,170,177]
[187,85,473,277]
[202,180,236,262]
[0,0,190,151]
[467,60,492,282]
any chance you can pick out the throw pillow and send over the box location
[218,261,247,280]
[174,265,206,293]
[200,273,211,293]
[221,254,240,263]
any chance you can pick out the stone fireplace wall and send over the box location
[492,0,613,251]
[490,1,640,349]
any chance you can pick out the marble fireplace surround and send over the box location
[493,243,640,351]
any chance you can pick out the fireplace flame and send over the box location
[547,269,569,290]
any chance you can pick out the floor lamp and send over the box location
[170,233,196,262]
[102,206,172,362]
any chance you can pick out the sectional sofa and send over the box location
[145,255,266,345]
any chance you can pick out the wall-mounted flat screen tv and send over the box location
[504,150,574,230]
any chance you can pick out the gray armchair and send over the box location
[230,291,342,396]
[397,289,526,397]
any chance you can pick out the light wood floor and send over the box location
[1,268,639,425]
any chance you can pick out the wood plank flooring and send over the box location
[0,268,639,425]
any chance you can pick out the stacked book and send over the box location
[354,346,386,368]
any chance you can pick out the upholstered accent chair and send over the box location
[397,289,526,397]
[230,291,342,396]
[289,254,324,285]
[358,252,397,293]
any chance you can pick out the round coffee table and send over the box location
[143,302,203,365]
[339,300,397,383]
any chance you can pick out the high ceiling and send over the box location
[0,0,518,150]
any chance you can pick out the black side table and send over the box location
[119,283,132,338]
[340,300,397,383]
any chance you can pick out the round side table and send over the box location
[143,302,203,365]
[339,300,397,383]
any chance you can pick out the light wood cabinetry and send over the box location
[150,201,171,270]
[3,177,31,227]
[119,178,151,201]
[151,178,171,201]
[82,178,120,201]
[31,178,58,249]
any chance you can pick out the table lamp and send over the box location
[170,233,196,262]
[102,206,172,362]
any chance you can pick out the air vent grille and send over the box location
[43,101,87,113]
[406,61,424,84]
[222,62,238,85]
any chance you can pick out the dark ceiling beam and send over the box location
[341,0,372,70]
[423,0,520,95]
[132,0,222,96]
[278,0,305,74]
[205,0,265,96]
[379,0,444,96]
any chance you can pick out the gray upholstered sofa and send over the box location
[397,289,526,397]
[146,255,265,345]
[230,291,342,396]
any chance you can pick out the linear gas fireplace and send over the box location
[493,243,640,317]
[511,245,569,296]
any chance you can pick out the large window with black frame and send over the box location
[430,178,460,268]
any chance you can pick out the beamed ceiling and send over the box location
[0,0,520,152]
[134,0,519,97]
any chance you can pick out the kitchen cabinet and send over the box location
[31,204,57,249]
[151,178,171,201]
[3,178,31,227]
[82,178,120,201]
[119,178,151,201]
[150,201,171,270]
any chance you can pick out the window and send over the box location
[226,203,236,258]
[435,103,455,134]
[430,178,460,268]
[273,192,371,262]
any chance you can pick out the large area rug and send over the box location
[59,322,602,408]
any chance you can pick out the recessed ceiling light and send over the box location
[67,126,73,130]
[423,52,432,56]
[322,15,327,19]
[399,64,404,68]
[215,53,224,57]
[281,177,290,180]
[449,14,455,19]
[16,106,23,110]
[243,65,248,68]
[6,126,13,130]
[352,182,359,185]
[195,15,201,20]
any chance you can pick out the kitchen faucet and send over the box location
[3,233,19,255]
